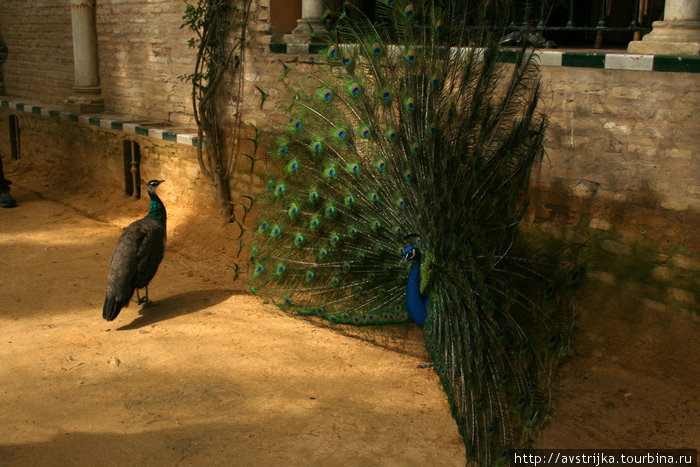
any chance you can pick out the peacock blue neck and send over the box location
[406,258,428,326]
[145,192,166,221]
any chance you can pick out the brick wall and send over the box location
[0,0,74,105]
[95,0,195,126]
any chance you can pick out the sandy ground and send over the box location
[1,177,698,466]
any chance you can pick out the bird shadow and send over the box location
[116,289,242,330]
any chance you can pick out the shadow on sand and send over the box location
[116,289,244,330]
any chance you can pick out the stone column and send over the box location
[67,0,104,113]
[628,0,700,55]
[284,0,325,43]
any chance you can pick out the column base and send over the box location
[628,20,700,56]
[283,18,325,44]
[66,95,104,114]
[67,86,104,113]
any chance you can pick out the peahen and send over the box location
[103,179,167,321]
[249,1,580,464]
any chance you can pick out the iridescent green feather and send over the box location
[250,0,579,465]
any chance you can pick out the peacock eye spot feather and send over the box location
[258,222,268,233]
[368,192,378,202]
[278,145,288,156]
[276,263,286,275]
[396,197,405,208]
[336,128,346,139]
[310,217,320,229]
[412,143,420,155]
[286,160,299,173]
[344,195,355,205]
[271,225,281,237]
[311,141,322,153]
[325,205,335,216]
[386,129,397,141]
[360,127,370,138]
[372,42,381,55]
[321,89,333,101]
[308,191,318,202]
[327,45,337,57]
[376,160,386,170]
[295,233,304,245]
[405,98,415,111]
[319,248,328,258]
[275,184,285,196]
[254,264,264,275]
[342,54,351,65]
[293,119,302,130]
[406,51,416,63]
[404,4,414,18]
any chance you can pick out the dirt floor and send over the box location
[1,172,698,466]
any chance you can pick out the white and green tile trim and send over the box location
[1,49,697,147]
[0,99,200,147]
[270,43,700,73]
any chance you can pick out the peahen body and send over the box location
[249,1,580,464]
[103,179,166,321]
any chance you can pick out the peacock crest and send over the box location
[249,1,581,464]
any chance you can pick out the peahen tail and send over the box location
[103,295,127,321]
[249,0,580,464]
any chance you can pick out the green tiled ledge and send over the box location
[268,43,700,73]
[0,99,201,147]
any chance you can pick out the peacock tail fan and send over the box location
[250,0,579,464]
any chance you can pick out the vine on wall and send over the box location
[180,0,255,232]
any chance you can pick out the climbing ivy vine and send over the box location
[180,0,253,224]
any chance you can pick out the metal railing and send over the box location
[345,0,656,48]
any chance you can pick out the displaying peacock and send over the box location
[249,1,580,464]
[103,179,167,321]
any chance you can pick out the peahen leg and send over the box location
[134,287,152,306]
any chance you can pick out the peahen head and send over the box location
[144,179,165,193]
[400,245,422,265]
